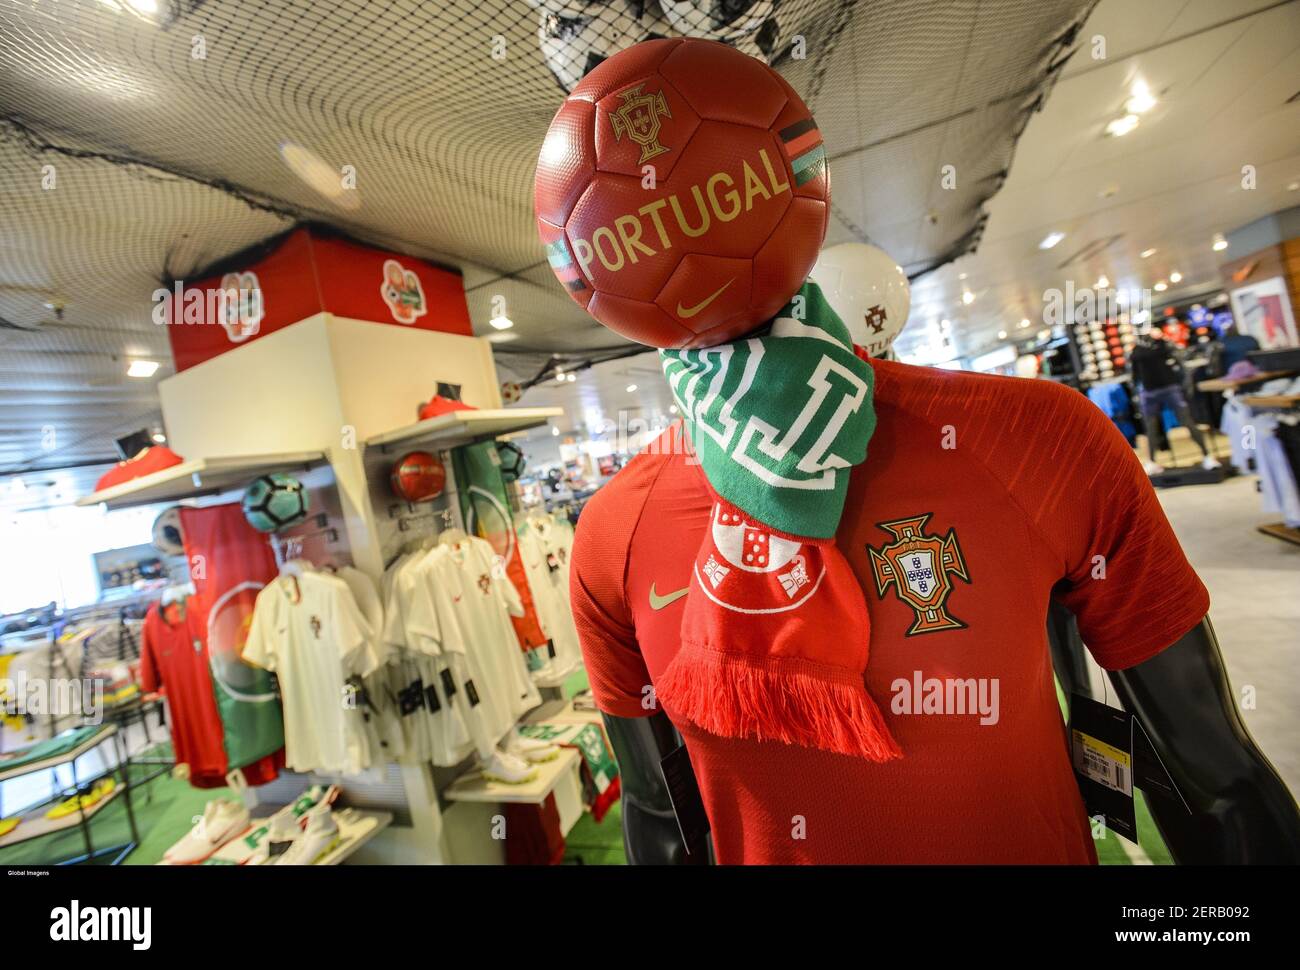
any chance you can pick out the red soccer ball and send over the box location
[390,451,445,503]
[534,38,829,350]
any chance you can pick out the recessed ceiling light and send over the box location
[127,359,159,378]
[554,370,566,383]
[939,319,951,330]
[1125,79,1157,115]
[1095,275,1110,289]
[278,141,362,211]
[1140,248,1157,259]
[1169,271,1182,283]
[1039,232,1065,250]
[961,291,975,306]
[1019,318,1030,328]
[669,404,679,414]
[1212,234,1228,252]
[1106,114,1140,137]
[152,432,167,443]
[488,315,514,331]
[551,426,559,437]
[626,384,638,393]
[1154,281,1168,292]
[997,330,1007,340]
[566,373,576,382]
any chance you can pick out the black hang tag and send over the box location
[1068,693,1137,843]
[464,679,481,707]
[659,743,710,857]
[267,838,294,859]
[546,639,556,659]
[423,683,442,714]
[440,668,458,699]
[398,679,425,716]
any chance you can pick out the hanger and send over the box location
[438,527,468,547]
[161,581,196,607]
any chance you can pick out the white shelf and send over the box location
[364,407,563,453]
[443,748,580,806]
[0,783,125,850]
[0,724,117,783]
[76,451,327,510]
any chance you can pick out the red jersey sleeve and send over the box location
[570,469,657,719]
[1042,384,1210,669]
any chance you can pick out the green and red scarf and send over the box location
[657,281,900,761]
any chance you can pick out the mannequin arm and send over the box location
[601,711,707,865]
[1107,617,1300,863]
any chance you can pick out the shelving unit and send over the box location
[76,451,327,510]
[444,747,580,806]
[0,724,139,865]
[365,408,562,454]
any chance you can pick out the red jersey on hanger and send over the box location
[140,601,229,787]
[572,357,1209,864]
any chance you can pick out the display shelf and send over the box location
[0,724,117,783]
[364,407,563,453]
[1197,369,1296,392]
[1239,394,1300,409]
[1257,523,1300,547]
[0,784,124,851]
[316,809,392,865]
[444,747,580,805]
[76,451,327,510]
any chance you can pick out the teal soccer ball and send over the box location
[241,473,310,533]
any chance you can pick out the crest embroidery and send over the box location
[867,513,970,636]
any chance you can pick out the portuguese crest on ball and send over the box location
[535,38,829,350]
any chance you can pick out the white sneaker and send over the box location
[482,749,538,785]
[249,811,303,866]
[1201,456,1222,470]
[164,798,250,865]
[1142,460,1165,476]
[506,732,561,764]
[273,807,340,866]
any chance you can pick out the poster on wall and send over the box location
[1228,276,1298,348]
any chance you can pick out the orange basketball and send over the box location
[534,38,829,350]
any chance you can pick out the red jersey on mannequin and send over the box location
[572,356,1209,864]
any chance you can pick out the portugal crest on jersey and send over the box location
[867,513,971,636]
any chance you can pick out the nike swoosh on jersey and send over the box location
[648,583,690,610]
[675,277,734,319]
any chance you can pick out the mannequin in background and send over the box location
[1127,322,1220,476]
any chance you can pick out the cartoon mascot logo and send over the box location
[218,271,264,343]
[380,259,427,324]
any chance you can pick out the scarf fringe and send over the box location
[656,646,902,763]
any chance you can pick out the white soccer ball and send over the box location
[537,1,644,93]
[659,0,776,41]
[151,505,186,557]
[809,243,912,358]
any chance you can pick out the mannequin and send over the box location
[1128,324,1220,476]
[573,360,1300,865]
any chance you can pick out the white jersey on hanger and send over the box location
[244,571,377,775]
[517,522,582,672]
[420,537,540,724]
